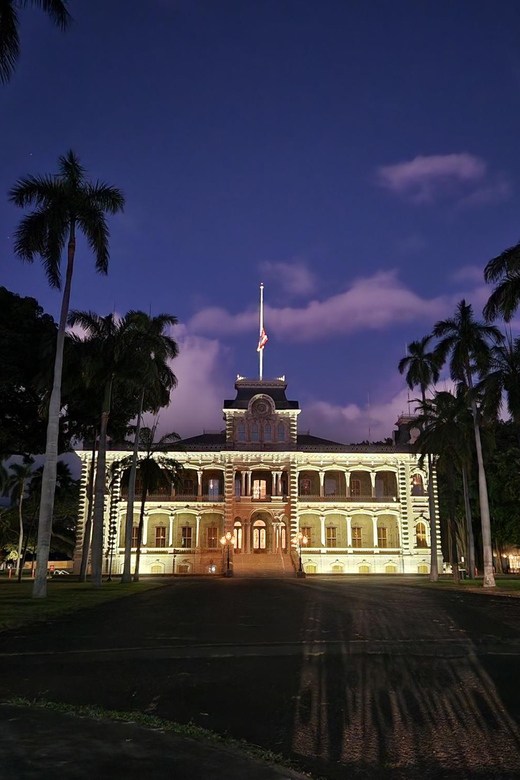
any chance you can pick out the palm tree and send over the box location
[2,457,35,580]
[67,311,137,587]
[398,336,442,581]
[415,392,467,582]
[433,300,503,587]
[127,424,182,582]
[120,311,179,584]
[479,334,520,449]
[10,151,124,598]
[0,0,71,84]
[484,242,520,322]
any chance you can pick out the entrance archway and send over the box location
[233,519,243,553]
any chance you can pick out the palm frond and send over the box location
[76,207,110,274]
[87,181,125,214]
[484,275,520,322]
[24,0,71,29]
[484,242,520,283]
[0,1,19,84]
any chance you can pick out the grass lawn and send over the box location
[0,580,165,632]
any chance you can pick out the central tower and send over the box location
[223,377,300,448]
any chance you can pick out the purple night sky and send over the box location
[2,0,520,443]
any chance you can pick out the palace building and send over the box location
[73,375,442,578]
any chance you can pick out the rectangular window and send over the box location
[181,526,192,548]
[264,424,272,442]
[377,526,387,548]
[300,478,312,495]
[251,424,259,442]
[326,527,337,547]
[325,477,337,496]
[351,479,361,497]
[208,478,220,497]
[252,479,267,500]
[155,526,166,548]
[131,526,139,548]
[207,527,218,548]
[352,527,362,547]
[301,526,312,545]
[237,423,246,442]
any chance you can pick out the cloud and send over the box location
[259,259,317,297]
[450,265,483,284]
[456,176,512,209]
[301,387,416,444]
[149,325,229,439]
[189,270,455,342]
[376,153,488,203]
[396,232,427,255]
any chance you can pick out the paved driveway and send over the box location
[1,576,520,779]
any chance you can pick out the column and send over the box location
[372,516,378,547]
[273,472,279,496]
[320,514,326,547]
[244,519,251,553]
[197,470,203,498]
[319,471,325,498]
[345,470,351,496]
[196,514,201,548]
[241,471,246,496]
[370,472,377,498]
[347,515,352,547]
[142,512,148,547]
[246,470,252,496]
[168,514,174,546]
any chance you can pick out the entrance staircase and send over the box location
[232,552,295,578]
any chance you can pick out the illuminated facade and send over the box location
[73,377,442,576]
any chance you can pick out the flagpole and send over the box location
[259,283,264,381]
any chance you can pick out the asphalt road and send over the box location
[1,576,520,779]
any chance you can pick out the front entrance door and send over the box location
[252,519,267,552]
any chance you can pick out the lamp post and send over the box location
[220,531,236,577]
[294,532,308,577]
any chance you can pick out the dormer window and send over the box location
[264,424,272,442]
[277,423,285,442]
[251,423,260,442]
[237,423,246,442]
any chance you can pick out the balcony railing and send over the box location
[121,492,224,502]
[298,494,399,502]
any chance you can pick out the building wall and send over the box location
[73,446,442,577]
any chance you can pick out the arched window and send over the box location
[251,423,259,442]
[418,563,429,574]
[359,564,371,574]
[412,474,425,495]
[264,424,272,442]
[277,423,285,442]
[416,521,428,548]
[237,423,246,442]
[385,563,397,574]
[331,563,344,573]
[304,563,317,574]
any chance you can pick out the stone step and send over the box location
[232,554,295,578]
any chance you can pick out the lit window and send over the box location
[351,479,361,497]
[377,526,387,548]
[301,526,312,545]
[252,479,267,500]
[264,424,272,442]
[131,526,139,548]
[251,424,259,442]
[207,527,218,548]
[208,478,220,497]
[326,527,337,547]
[181,526,192,548]
[352,526,362,547]
[416,521,428,548]
[412,474,425,496]
[155,526,166,548]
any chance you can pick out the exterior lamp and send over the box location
[220,531,236,577]
[294,532,308,577]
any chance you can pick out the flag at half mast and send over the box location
[257,283,268,380]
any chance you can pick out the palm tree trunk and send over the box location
[20,510,37,582]
[133,482,147,582]
[471,405,496,587]
[91,379,113,587]
[461,465,476,579]
[79,439,97,582]
[15,491,24,581]
[446,467,459,583]
[32,222,76,599]
[121,388,144,583]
